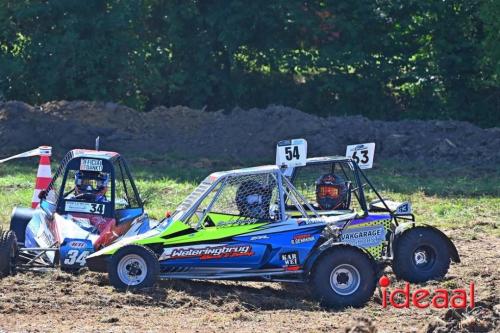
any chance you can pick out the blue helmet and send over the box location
[75,171,109,195]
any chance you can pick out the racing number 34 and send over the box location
[64,250,90,266]
[89,203,104,214]
[285,146,300,161]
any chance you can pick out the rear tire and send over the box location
[393,227,451,283]
[108,245,159,290]
[309,246,377,309]
[0,230,18,278]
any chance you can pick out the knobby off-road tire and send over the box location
[0,229,18,278]
[393,227,451,283]
[310,246,377,309]
[108,245,159,290]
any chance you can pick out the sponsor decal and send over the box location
[36,227,55,248]
[80,158,103,172]
[291,233,315,244]
[250,235,269,241]
[69,241,87,248]
[379,276,475,309]
[280,251,299,266]
[297,218,324,226]
[217,218,258,227]
[162,245,253,260]
[340,225,385,247]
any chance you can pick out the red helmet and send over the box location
[315,174,350,210]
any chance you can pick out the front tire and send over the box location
[108,245,159,290]
[309,246,377,309]
[392,227,451,283]
[0,230,18,278]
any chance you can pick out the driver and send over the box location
[74,171,109,202]
[235,180,273,220]
[315,173,350,210]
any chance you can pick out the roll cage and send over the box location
[42,149,143,219]
[286,156,415,224]
[176,166,322,229]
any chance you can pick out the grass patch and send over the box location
[0,157,498,236]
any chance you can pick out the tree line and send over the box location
[0,0,498,127]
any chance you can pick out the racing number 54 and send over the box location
[285,146,300,161]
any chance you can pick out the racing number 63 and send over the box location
[345,143,375,169]
[351,150,369,164]
[64,250,90,266]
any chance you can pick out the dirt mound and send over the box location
[424,297,499,332]
[0,100,499,167]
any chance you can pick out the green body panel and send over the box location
[206,212,243,225]
[91,217,269,256]
[139,221,269,246]
[163,220,191,234]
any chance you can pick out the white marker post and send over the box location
[346,143,375,169]
[276,139,307,168]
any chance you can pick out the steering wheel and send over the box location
[74,192,98,201]
[63,188,75,198]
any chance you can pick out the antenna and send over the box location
[95,136,100,151]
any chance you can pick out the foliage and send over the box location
[0,0,498,126]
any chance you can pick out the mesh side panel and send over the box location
[210,173,280,220]
[291,163,333,206]
[186,172,280,226]
[290,162,360,211]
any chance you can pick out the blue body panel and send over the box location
[59,238,94,269]
[158,224,324,270]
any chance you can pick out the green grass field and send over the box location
[1,157,498,237]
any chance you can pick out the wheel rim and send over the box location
[412,245,436,271]
[329,264,361,296]
[117,254,148,286]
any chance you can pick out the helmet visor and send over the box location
[76,172,109,192]
[317,185,340,199]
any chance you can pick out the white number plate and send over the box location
[276,139,307,168]
[346,143,375,169]
[65,201,105,214]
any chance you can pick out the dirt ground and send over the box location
[0,101,499,168]
[0,229,498,333]
[0,101,498,332]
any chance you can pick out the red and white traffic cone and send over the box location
[32,146,52,208]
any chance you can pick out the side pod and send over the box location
[10,207,36,244]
